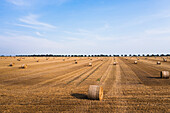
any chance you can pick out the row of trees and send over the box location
[15,54,119,57]
[1,54,170,57]
[121,54,170,57]
[11,54,170,57]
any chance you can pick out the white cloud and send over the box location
[64,29,90,36]
[0,35,63,54]
[14,23,41,30]
[116,10,170,30]
[6,0,29,6]
[35,32,43,36]
[18,14,56,29]
[145,28,170,35]
[6,0,70,7]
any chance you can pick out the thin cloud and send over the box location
[6,0,29,6]
[14,23,40,30]
[16,14,56,30]
[116,10,170,30]
[6,0,71,7]
[19,14,56,29]
[145,28,170,35]
[35,32,44,36]
[0,35,63,54]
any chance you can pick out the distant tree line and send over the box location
[15,54,120,57]
[1,54,170,57]
[126,54,170,57]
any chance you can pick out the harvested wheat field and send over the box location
[0,57,170,112]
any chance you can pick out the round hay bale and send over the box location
[9,63,15,66]
[134,61,137,64]
[160,71,169,79]
[163,58,167,62]
[88,85,103,101]
[17,59,21,61]
[157,61,161,65]
[89,63,92,66]
[113,62,117,65]
[21,64,27,69]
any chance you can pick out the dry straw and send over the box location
[163,58,167,62]
[9,62,15,66]
[21,64,27,69]
[160,71,169,79]
[17,59,21,61]
[89,62,92,66]
[157,61,161,65]
[88,85,103,101]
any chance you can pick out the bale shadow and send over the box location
[71,93,88,99]
[147,77,162,79]
[18,67,26,69]
[85,65,92,67]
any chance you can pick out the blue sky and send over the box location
[0,0,170,55]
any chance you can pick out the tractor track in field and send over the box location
[121,58,170,86]
[73,57,113,91]
[99,57,114,86]
[141,58,170,70]
[0,62,76,82]
[143,57,170,63]
[0,60,77,81]
[76,61,107,86]
[119,59,143,85]
[122,57,169,72]
[131,57,170,69]
[65,59,109,87]
[123,57,170,73]
[0,58,89,75]
[1,59,101,87]
[32,60,103,88]
[0,59,73,74]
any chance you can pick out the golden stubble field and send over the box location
[0,56,170,112]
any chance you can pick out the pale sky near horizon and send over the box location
[0,0,170,55]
